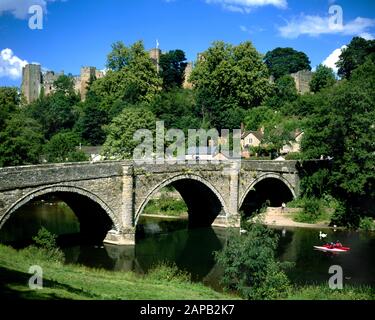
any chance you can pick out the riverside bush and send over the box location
[146,262,191,283]
[25,227,65,263]
[215,222,291,300]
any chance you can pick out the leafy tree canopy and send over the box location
[264,47,311,79]
[91,41,162,113]
[0,113,44,167]
[0,87,19,131]
[337,36,375,79]
[102,107,156,159]
[190,41,271,129]
[44,131,87,163]
[159,50,188,90]
[309,64,336,93]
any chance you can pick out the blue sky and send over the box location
[1,0,374,87]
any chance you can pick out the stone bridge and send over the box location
[0,160,302,245]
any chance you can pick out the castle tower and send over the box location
[21,64,42,104]
[149,48,161,72]
[291,70,313,94]
[183,62,193,89]
[80,66,97,100]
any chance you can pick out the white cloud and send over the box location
[0,49,28,79]
[359,32,374,40]
[0,0,60,19]
[240,25,265,34]
[205,0,287,14]
[279,14,375,38]
[322,45,347,73]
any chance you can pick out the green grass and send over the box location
[0,244,237,300]
[288,284,375,300]
[143,196,188,217]
[288,198,332,224]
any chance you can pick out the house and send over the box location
[280,131,304,155]
[79,146,104,162]
[241,130,264,158]
[185,146,229,161]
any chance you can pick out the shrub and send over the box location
[146,262,191,283]
[359,217,375,232]
[214,222,291,300]
[29,227,65,263]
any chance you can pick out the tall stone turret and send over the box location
[80,67,97,101]
[149,48,161,72]
[22,64,42,104]
[183,62,193,89]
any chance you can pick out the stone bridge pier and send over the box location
[0,160,303,246]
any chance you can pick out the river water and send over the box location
[0,201,374,289]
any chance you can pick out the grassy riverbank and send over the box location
[0,245,373,300]
[0,245,236,300]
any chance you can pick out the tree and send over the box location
[309,65,336,93]
[215,222,291,300]
[337,36,375,79]
[264,75,298,110]
[44,132,87,163]
[264,47,311,79]
[150,88,201,131]
[53,74,77,96]
[91,41,162,114]
[302,58,375,223]
[0,87,19,131]
[102,107,156,159]
[159,50,188,90]
[75,93,108,145]
[190,41,271,129]
[0,113,44,167]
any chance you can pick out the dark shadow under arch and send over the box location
[240,177,295,218]
[136,176,227,229]
[0,190,115,246]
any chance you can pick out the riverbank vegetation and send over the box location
[0,226,373,300]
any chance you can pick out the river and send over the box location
[0,201,374,290]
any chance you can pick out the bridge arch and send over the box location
[135,174,229,227]
[0,185,121,236]
[239,173,296,217]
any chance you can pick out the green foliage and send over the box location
[190,41,271,129]
[30,227,65,263]
[160,50,188,90]
[215,223,291,300]
[150,88,201,130]
[75,93,108,145]
[264,47,311,79]
[265,75,298,110]
[309,64,336,93]
[292,198,323,223]
[337,36,375,79]
[144,196,188,217]
[53,74,77,96]
[146,262,191,283]
[0,113,44,167]
[102,107,156,159]
[301,59,375,220]
[0,87,19,131]
[92,41,162,111]
[44,131,88,163]
[32,226,58,251]
[358,217,375,232]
